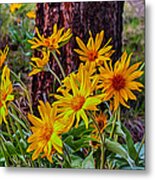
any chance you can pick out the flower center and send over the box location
[88,51,98,62]
[112,74,126,91]
[44,39,51,47]
[0,92,7,107]
[42,123,53,141]
[71,96,85,111]
[98,119,105,130]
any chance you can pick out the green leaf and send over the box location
[70,155,83,168]
[20,138,28,150]
[0,148,5,163]
[121,124,138,161]
[9,111,28,131]
[105,139,135,168]
[82,152,95,169]
[4,141,18,156]
[66,123,93,138]
[135,142,145,159]
[105,121,126,138]
[64,135,91,152]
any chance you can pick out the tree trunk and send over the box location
[32,1,124,110]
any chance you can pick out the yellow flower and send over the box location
[0,65,14,124]
[27,101,64,162]
[0,45,9,68]
[28,24,72,53]
[26,11,36,19]
[90,111,107,148]
[53,64,104,130]
[57,63,98,94]
[10,3,22,13]
[74,30,114,68]
[94,111,107,133]
[29,50,50,76]
[98,51,144,111]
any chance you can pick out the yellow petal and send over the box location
[76,37,88,53]
[28,113,43,127]
[80,109,89,129]
[83,97,101,109]
[32,146,42,161]
[29,69,42,76]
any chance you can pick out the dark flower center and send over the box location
[71,96,85,111]
[112,74,125,91]
[88,51,98,62]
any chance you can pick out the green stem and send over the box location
[88,112,105,169]
[8,110,29,131]
[15,121,24,140]
[114,107,121,141]
[135,134,145,163]
[6,123,14,143]
[9,115,27,164]
[10,102,30,129]
[52,51,66,78]
[47,63,62,85]
[110,111,117,139]
[117,106,121,122]
[63,143,72,165]
[10,70,33,114]
[0,138,10,167]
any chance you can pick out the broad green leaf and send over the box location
[82,152,95,169]
[121,124,138,161]
[105,139,135,168]
[70,155,83,168]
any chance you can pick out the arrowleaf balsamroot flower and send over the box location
[27,101,64,162]
[0,65,14,124]
[53,64,104,130]
[74,30,114,68]
[26,11,36,19]
[0,45,9,68]
[10,3,22,13]
[91,111,107,148]
[98,51,144,111]
[94,111,107,133]
[28,24,72,53]
[57,63,98,94]
[29,50,50,76]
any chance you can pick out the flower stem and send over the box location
[10,70,33,114]
[10,102,30,129]
[6,123,14,143]
[110,110,117,139]
[114,107,121,141]
[8,115,27,165]
[51,51,66,78]
[0,138,9,166]
[135,134,145,163]
[88,111,105,169]
[47,63,62,86]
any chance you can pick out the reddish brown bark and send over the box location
[32,2,124,111]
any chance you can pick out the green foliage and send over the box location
[0,2,145,169]
[0,3,35,77]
